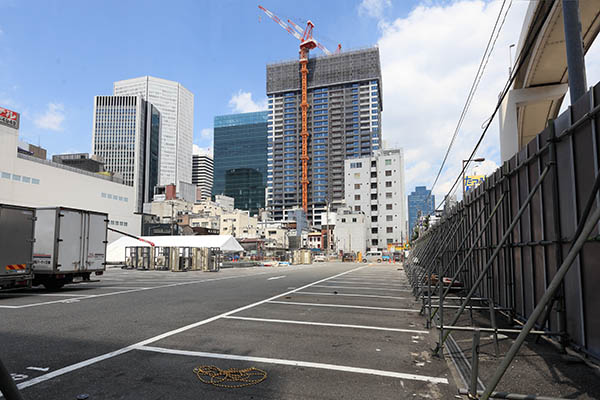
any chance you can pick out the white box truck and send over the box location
[0,204,35,289]
[32,207,108,289]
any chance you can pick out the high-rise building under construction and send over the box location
[266,47,383,225]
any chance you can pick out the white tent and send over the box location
[106,235,244,263]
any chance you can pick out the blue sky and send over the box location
[0,0,416,155]
[3,0,599,203]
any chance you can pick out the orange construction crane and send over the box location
[258,5,340,213]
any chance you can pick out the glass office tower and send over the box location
[408,186,435,235]
[213,111,268,215]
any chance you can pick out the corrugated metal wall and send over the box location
[415,82,600,360]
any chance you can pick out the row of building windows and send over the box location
[1,171,40,185]
[101,192,129,202]
[109,220,129,227]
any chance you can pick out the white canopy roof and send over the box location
[106,235,244,263]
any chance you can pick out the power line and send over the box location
[435,0,556,211]
[428,0,512,200]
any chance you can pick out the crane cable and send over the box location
[435,0,556,211]
[428,0,512,200]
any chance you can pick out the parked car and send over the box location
[342,252,356,262]
[314,254,326,262]
[363,251,383,263]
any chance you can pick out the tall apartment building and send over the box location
[266,47,382,226]
[192,148,213,202]
[408,186,435,236]
[344,149,407,250]
[213,111,268,215]
[113,76,193,186]
[92,95,160,211]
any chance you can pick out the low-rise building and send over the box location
[52,153,105,173]
[149,198,194,224]
[307,232,322,250]
[261,223,289,249]
[0,106,139,242]
[334,208,368,255]
[215,194,234,211]
[220,210,259,239]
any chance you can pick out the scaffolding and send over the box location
[267,47,383,104]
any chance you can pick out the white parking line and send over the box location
[223,316,429,334]
[10,266,365,392]
[137,346,448,384]
[326,280,411,288]
[312,285,411,292]
[267,276,286,281]
[266,300,419,312]
[0,293,88,297]
[86,286,153,290]
[294,291,409,300]
[327,278,407,284]
[0,272,274,309]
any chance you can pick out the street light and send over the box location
[462,157,485,198]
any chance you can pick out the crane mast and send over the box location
[258,5,338,214]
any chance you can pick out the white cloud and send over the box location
[193,144,213,157]
[35,102,65,131]
[376,0,529,204]
[359,0,392,19]
[200,128,213,139]
[228,90,267,113]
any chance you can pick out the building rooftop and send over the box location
[266,47,382,105]
[214,111,269,128]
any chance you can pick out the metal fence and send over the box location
[406,82,600,397]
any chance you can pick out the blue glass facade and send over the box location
[213,111,268,215]
[408,186,435,235]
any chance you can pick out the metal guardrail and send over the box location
[17,153,125,184]
[406,82,600,399]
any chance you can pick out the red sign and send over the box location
[0,107,20,129]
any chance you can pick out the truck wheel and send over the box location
[43,279,65,291]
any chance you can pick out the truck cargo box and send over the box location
[0,203,35,288]
[33,207,108,275]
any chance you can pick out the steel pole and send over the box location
[562,0,587,104]
[481,204,600,400]
[0,356,23,400]
[416,214,465,298]
[439,193,506,302]
[441,165,551,347]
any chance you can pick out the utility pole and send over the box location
[170,201,175,236]
[562,0,587,104]
[325,200,330,260]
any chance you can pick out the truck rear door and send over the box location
[0,205,35,279]
[57,209,83,272]
[85,212,107,271]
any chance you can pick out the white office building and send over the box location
[344,149,407,250]
[192,148,213,202]
[0,106,140,242]
[92,95,160,212]
[113,76,194,187]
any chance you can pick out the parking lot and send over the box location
[1,262,456,399]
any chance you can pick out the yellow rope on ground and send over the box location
[193,365,267,388]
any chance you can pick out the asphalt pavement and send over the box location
[0,262,457,399]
